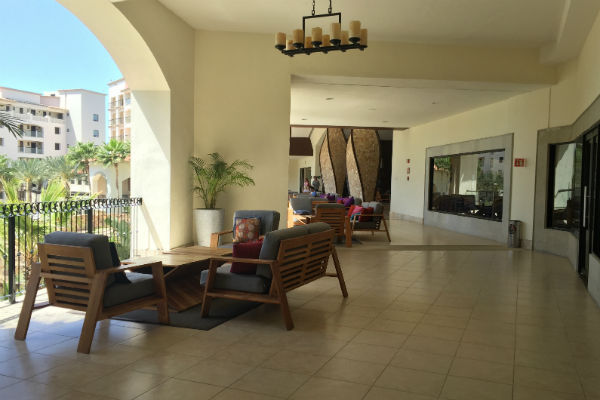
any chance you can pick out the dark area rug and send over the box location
[112,298,260,330]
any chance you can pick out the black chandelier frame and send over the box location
[276,1,367,57]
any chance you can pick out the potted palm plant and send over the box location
[190,153,255,246]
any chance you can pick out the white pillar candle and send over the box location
[323,34,331,46]
[286,39,294,51]
[312,27,322,43]
[293,29,304,45]
[360,28,368,45]
[349,20,361,38]
[330,22,341,40]
[305,36,313,48]
[275,32,286,46]
[341,30,349,45]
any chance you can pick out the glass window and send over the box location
[93,129,100,137]
[93,113,99,121]
[548,142,582,230]
[429,150,505,221]
[54,127,60,134]
[54,143,60,150]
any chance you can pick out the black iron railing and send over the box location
[0,198,142,303]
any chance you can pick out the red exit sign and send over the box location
[514,158,525,167]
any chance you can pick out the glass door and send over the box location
[579,129,600,282]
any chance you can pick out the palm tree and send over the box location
[12,159,45,203]
[66,142,98,193]
[97,139,130,198]
[0,111,24,138]
[45,156,80,196]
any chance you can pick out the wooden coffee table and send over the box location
[125,246,231,312]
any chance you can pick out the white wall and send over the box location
[390,11,600,245]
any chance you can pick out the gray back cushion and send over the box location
[44,232,116,286]
[354,198,363,206]
[44,232,113,270]
[289,197,313,212]
[256,223,331,279]
[234,210,280,235]
[361,201,383,215]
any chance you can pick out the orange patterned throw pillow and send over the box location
[233,217,261,243]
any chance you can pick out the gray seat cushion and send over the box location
[44,232,116,286]
[233,210,280,235]
[103,272,156,307]
[352,221,378,230]
[200,264,270,294]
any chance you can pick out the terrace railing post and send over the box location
[87,208,93,234]
[8,215,15,304]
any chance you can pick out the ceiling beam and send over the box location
[540,0,600,64]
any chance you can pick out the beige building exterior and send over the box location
[107,78,132,142]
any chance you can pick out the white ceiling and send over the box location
[290,75,544,128]
[158,0,599,57]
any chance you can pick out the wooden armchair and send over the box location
[201,223,347,330]
[14,233,169,354]
[312,203,352,247]
[350,201,391,242]
[211,210,280,248]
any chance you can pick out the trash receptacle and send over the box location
[508,220,521,248]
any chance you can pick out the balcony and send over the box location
[21,130,44,139]
[18,147,43,154]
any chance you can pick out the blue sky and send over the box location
[0,0,122,95]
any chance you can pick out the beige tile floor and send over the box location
[0,222,599,399]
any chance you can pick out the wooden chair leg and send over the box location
[382,218,391,242]
[77,274,105,354]
[151,262,169,324]
[331,247,348,298]
[344,219,352,247]
[14,263,42,341]
[200,260,218,318]
[270,265,294,330]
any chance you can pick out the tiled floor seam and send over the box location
[437,280,478,400]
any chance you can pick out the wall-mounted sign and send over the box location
[406,159,410,164]
[514,158,525,167]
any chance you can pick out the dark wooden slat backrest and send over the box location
[275,229,335,292]
[313,208,346,236]
[38,243,97,310]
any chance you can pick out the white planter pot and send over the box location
[193,208,225,247]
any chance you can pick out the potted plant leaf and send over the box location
[190,152,255,246]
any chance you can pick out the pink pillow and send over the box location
[230,239,263,274]
[351,206,364,220]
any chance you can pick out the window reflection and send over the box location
[429,150,505,221]
[550,142,582,229]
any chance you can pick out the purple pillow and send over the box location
[327,194,336,202]
[320,194,327,199]
[343,197,354,207]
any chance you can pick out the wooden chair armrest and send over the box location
[210,230,234,248]
[101,261,162,275]
[209,256,275,265]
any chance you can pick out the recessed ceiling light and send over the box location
[382,120,389,123]
[301,118,308,121]
[432,101,438,105]
[368,108,376,111]
[325,97,334,100]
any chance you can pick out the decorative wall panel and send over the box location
[319,128,347,194]
[347,129,380,201]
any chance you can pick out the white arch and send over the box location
[56,0,168,92]
[55,0,195,250]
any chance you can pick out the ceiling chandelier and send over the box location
[275,0,367,57]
